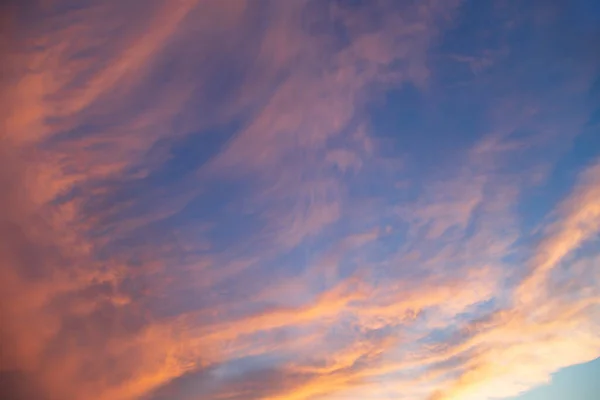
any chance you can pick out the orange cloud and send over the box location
[422,161,600,400]
[2,1,599,400]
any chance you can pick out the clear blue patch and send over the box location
[508,357,600,400]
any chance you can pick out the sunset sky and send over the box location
[1,1,599,399]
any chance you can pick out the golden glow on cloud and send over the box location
[1,1,599,400]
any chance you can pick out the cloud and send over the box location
[517,161,600,304]
[418,160,600,400]
[2,1,600,400]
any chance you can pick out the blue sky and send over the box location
[1,1,599,399]
[513,358,600,400]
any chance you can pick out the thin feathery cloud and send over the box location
[1,1,600,400]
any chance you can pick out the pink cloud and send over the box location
[2,1,599,400]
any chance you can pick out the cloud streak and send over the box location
[1,1,599,399]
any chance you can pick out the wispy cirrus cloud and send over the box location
[1,1,600,400]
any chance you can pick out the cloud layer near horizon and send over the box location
[1,1,599,399]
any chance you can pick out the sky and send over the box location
[1,1,599,400]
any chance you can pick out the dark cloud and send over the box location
[0,370,49,400]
